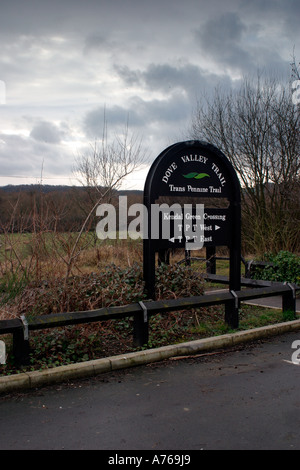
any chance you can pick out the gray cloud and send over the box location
[195,12,253,72]
[115,62,235,100]
[0,133,72,178]
[30,121,66,144]
[83,92,190,136]
[115,63,202,96]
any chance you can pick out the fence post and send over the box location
[206,247,216,274]
[225,291,239,329]
[282,283,296,318]
[133,301,149,347]
[13,326,30,366]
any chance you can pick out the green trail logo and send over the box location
[183,172,210,179]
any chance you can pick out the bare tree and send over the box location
[74,116,145,202]
[291,48,300,81]
[189,73,300,254]
[61,116,147,287]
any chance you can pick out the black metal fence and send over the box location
[0,274,298,366]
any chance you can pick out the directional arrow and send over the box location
[169,237,184,243]
[215,225,221,231]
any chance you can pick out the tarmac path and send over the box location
[244,296,300,312]
[1,330,300,451]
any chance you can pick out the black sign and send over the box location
[145,140,240,201]
[143,141,241,327]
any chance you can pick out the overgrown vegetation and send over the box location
[0,254,298,377]
[253,251,300,284]
[0,262,205,374]
[7,262,202,318]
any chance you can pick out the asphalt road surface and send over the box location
[1,331,300,451]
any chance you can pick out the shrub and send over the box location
[155,263,204,299]
[15,262,205,317]
[254,251,300,284]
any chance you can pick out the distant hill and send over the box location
[0,184,143,195]
[0,184,72,193]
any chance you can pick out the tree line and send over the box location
[0,184,143,233]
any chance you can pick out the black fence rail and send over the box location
[0,276,299,366]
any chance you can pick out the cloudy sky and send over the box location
[0,0,299,190]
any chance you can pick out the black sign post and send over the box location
[143,140,241,331]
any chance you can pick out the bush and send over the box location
[254,251,300,284]
[0,262,206,373]
[155,263,204,299]
[15,262,205,317]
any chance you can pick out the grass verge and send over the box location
[0,302,296,377]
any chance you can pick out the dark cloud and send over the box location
[283,0,300,35]
[83,34,117,56]
[115,62,235,100]
[115,63,202,96]
[0,132,73,178]
[30,121,66,144]
[113,65,141,87]
[0,0,68,36]
[239,0,300,34]
[83,106,135,138]
[83,92,190,138]
[130,94,191,125]
[195,12,253,72]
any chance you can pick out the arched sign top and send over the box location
[144,140,241,203]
